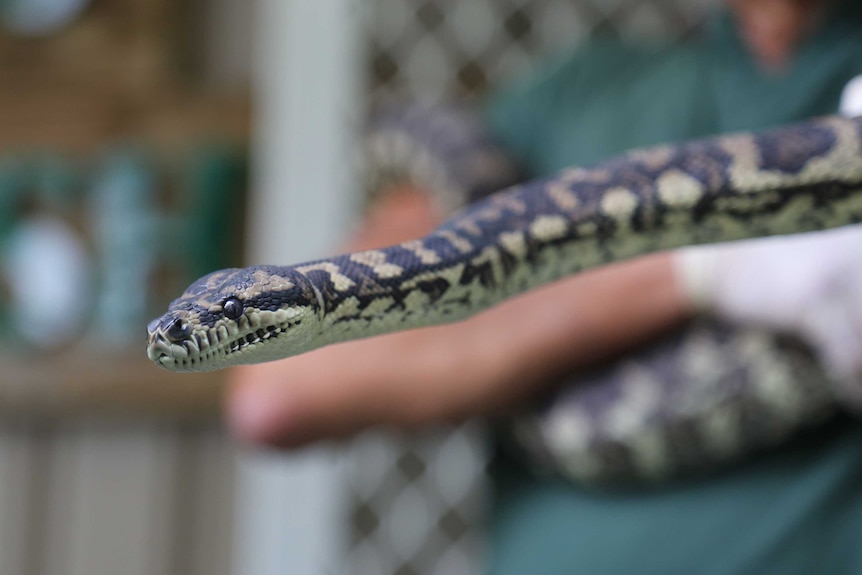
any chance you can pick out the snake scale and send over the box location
[148,115,862,481]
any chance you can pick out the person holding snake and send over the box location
[149,0,862,572]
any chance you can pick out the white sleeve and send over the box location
[840,75,862,117]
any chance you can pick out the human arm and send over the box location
[227,188,690,448]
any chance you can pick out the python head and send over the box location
[147,265,324,372]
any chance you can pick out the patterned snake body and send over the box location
[148,116,862,374]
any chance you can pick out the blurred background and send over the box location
[0,1,712,574]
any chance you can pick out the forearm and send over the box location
[491,253,689,385]
[423,252,692,417]
[352,186,691,409]
[228,190,693,447]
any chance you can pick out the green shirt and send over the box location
[492,418,862,575]
[484,2,862,574]
[487,4,862,174]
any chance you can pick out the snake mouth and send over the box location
[222,324,286,355]
[147,322,292,371]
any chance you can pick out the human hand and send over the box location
[673,224,862,408]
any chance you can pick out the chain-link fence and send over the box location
[347,2,716,574]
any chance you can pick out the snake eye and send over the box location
[166,318,191,342]
[222,297,244,320]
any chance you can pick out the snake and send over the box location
[148,115,862,479]
[505,317,839,484]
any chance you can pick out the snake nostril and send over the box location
[166,318,191,342]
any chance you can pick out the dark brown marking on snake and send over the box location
[755,122,836,173]
[414,277,452,304]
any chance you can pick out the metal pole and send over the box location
[233,2,364,574]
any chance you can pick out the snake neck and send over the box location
[295,115,862,346]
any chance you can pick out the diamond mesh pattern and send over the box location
[344,425,488,575]
[368,0,714,102]
[348,2,715,574]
